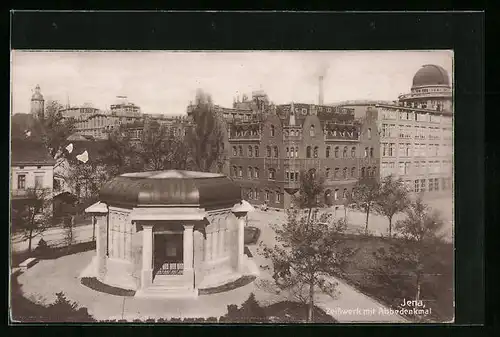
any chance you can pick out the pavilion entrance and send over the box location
[153,233,184,276]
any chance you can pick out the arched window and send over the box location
[268,168,276,180]
[343,146,348,158]
[254,167,259,178]
[326,146,331,158]
[361,167,366,178]
[273,146,279,158]
[255,146,259,157]
[368,128,372,139]
[239,146,243,157]
[313,146,319,158]
[326,168,330,178]
[351,146,356,158]
[334,168,340,179]
[367,166,372,177]
[343,188,348,199]
[248,145,253,157]
[324,189,332,206]
[306,146,312,158]
[364,147,369,158]
[343,167,347,179]
[370,147,374,158]
[232,166,237,177]
[351,167,356,178]
[308,168,316,179]
[285,169,290,180]
[372,166,377,176]
[232,146,237,157]
[334,146,339,158]
[248,167,253,179]
[238,166,243,177]
[266,146,272,157]
[295,147,299,157]
[270,125,275,137]
[334,189,339,200]
[255,188,260,200]
[276,191,281,203]
[286,147,289,157]
[310,125,315,137]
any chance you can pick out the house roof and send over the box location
[11,139,56,166]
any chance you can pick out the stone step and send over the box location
[135,287,198,299]
[152,276,187,287]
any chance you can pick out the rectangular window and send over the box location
[399,162,405,175]
[414,179,420,193]
[34,175,44,189]
[420,179,426,192]
[17,175,26,189]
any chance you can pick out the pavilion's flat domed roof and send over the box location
[100,170,241,209]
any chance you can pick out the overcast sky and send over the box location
[11,50,453,116]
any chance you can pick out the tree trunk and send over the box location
[415,273,421,303]
[365,206,370,235]
[388,216,393,238]
[28,228,33,253]
[344,206,347,221]
[308,282,314,322]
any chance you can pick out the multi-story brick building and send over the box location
[190,91,380,210]
[374,64,453,196]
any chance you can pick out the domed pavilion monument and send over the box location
[84,170,257,298]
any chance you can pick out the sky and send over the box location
[11,50,453,116]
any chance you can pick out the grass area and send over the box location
[80,277,136,297]
[335,234,453,322]
[264,301,337,323]
[199,275,256,295]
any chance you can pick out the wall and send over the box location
[11,165,54,191]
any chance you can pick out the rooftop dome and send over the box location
[99,170,242,210]
[411,64,450,88]
[31,84,44,101]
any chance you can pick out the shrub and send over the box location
[35,238,49,252]
[145,318,155,323]
[169,317,182,322]
[206,316,218,322]
[222,293,268,323]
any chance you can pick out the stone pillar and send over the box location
[219,228,225,256]
[141,224,153,289]
[236,215,245,272]
[95,213,108,278]
[183,224,194,289]
[205,231,212,262]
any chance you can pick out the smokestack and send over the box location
[318,75,324,105]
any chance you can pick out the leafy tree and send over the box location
[40,100,76,157]
[260,210,353,322]
[187,89,225,172]
[45,292,94,322]
[12,188,52,253]
[351,177,381,235]
[373,197,446,320]
[224,293,268,323]
[374,175,411,237]
[292,169,326,224]
[99,125,140,176]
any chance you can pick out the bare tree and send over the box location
[374,174,411,238]
[187,89,225,172]
[12,188,52,253]
[259,210,352,322]
[351,177,381,235]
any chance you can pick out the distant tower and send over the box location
[30,84,45,119]
[318,76,324,105]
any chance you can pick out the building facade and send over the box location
[192,91,380,210]
[375,64,453,196]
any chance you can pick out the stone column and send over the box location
[205,232,212,262]
[141,224,153,289]
[235,215,245,272]
[95,213,108,278]
[183,224,194,289]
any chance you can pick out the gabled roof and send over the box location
[11,139,55,166]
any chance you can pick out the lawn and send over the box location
[335,234,454,322]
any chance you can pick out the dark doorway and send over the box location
[154,234,184,276]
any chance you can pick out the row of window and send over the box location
[16,174,44,190]
[233,124,368,140]
[382,143,450,158]
[306,146,374,159]
[381,109,452,123]
[412,178,453,193]
[381,124,452,140]
[381,160,452,176]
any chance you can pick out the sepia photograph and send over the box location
[10,50,454,324]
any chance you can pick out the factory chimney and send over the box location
[318,75,324,105]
